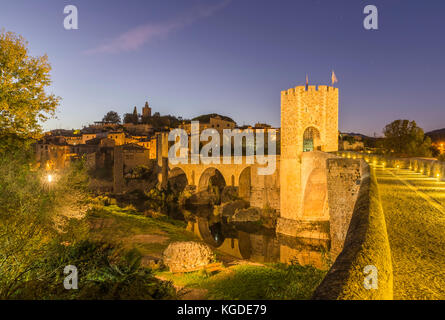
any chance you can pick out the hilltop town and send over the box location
[35,101,282,192]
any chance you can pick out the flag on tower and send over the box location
[331,70,338,86]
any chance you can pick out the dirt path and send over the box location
[375,167,445,299]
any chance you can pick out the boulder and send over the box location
[215,200,250,218]
[162,241,214,272]
[230,207,262,223]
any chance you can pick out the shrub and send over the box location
[0,151,89,298]
[11,241,177,300]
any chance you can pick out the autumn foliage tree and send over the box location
[0,31,60,152]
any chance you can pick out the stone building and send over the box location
[142,101,151,118]
[122,143,151,170]
[107,131,126,146]
[35,141,73,170]
[180,115,236,135]
[123,123,153,136]
[81,133,98,144]
[64,135,82,145]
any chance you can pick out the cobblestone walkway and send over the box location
[375,167,445,299]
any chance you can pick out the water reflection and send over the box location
[186,218,330,270]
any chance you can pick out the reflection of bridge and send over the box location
[187,218,329,269]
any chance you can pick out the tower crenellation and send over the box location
[281,84,338,155]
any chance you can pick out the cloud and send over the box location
[84,0,231,55]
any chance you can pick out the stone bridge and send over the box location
[167,157,255,195]
[160,151,345,224]
[118,84,367,260]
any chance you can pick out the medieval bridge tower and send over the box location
[279,85,339,226]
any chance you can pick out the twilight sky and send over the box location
[2,0,445,136]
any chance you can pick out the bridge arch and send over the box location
[168,167,188,194]
[302,167,328,218]
[198,167,227,192]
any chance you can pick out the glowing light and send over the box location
[47,174,53,183]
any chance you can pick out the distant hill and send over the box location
[340,132,381,148]
[426,128,445,142]
[340,132,374,139]
[192,113,235,123]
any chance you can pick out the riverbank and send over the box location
[87,201,326,299]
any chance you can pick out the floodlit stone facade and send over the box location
[280,85,339,222]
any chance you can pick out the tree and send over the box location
[102,111,121,124]
[0,31,60,152]
[0,151,90,298]
[123,106,139,124]
[123,113,138,124]
[382,119,432,157]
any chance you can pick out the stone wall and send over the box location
[327,158,367,260]
[277,156,371,262]
[313,166,393,300]
[250,160,280,210]
[113,146,124,194]
[339,151,445,181]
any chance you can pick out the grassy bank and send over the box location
[87,203,199,259]
[157,262,326,300]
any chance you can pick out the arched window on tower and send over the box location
[303,127,321,152]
